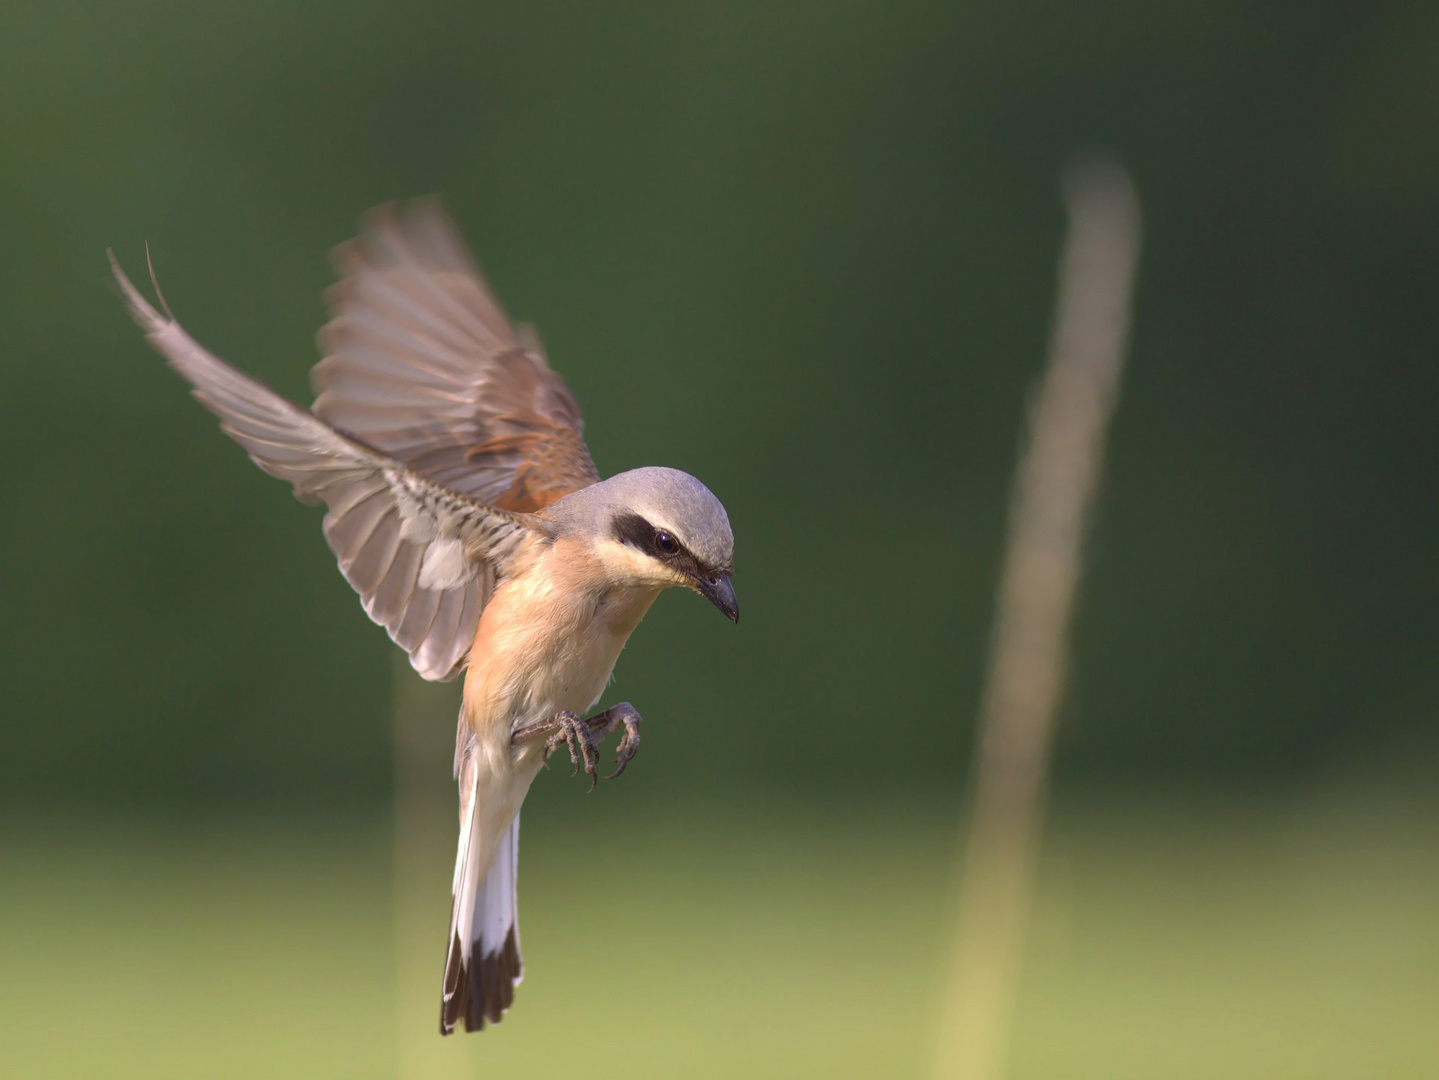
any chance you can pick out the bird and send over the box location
[110,199,738,1035]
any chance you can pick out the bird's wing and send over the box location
[112,255,549,681]
[312,199,601,514]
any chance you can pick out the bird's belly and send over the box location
[551,634,625,715]
[464,575,660,743]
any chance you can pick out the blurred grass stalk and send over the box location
[392,654,471,1078]
[931,158,1141,1080]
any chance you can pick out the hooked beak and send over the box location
[695,572,739,623]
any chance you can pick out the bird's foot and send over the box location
[511,703,642,789]
[585,702,642,779]
[542,712,601,790]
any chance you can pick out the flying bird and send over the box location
[110,201,738,1034]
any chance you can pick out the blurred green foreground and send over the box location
[4,789,1433,1080]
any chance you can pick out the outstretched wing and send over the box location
[313,199,601,513]
[112,254,550,681]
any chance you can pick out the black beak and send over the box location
[696,573,739,623]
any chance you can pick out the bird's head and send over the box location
[545,466,738,622]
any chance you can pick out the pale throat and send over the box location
[596,581,662,639]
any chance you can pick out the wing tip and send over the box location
[341,196,488,287]
[108,248,169,336]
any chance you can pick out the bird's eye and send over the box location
[655,531,679,555]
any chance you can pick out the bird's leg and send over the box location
[582,702,642,779]
[510,702,643,788]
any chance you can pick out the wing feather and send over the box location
[339,505,404,595]
[112,252,545,681]
[414,584,467,681]
[313,199,600,512]
[365,536,423,632]
[393,582,444,656]
[114,199,594,680]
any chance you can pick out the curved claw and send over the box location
[604,705,642,780]
[541,712,599,789]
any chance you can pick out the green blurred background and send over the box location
[1,1,1435,1077]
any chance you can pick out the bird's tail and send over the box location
[440,762,523,1035]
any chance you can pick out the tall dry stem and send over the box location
[931,157,1141,1080]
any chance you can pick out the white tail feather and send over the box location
[452,809,521,965]
[441,747,524,1034]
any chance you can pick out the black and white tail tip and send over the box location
[440,925,523,1034]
